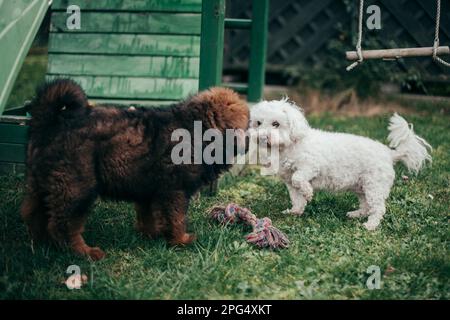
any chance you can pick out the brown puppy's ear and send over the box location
[190,87,249,132]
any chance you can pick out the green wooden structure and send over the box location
[0,0,269,174]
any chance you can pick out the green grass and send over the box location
[0,113,449,300]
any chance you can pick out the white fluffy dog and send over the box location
[250,98,432,230]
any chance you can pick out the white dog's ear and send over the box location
[282,102,309,142]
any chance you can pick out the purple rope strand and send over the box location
[209,203,289,249]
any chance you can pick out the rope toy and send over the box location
[209,203,290,249]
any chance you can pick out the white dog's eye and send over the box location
[256,121,262,127]
[272,121,280,128]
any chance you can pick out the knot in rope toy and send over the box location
[209,203,289,249]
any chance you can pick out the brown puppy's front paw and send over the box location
[71,238,106,261]
[72,245,106,261]
[282,207,304,216]
[169,233,196,246]
[86,247,106,261]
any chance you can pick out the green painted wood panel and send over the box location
[90,99,177,107]
[50,12,201,35]
[0,143,27,163]
[248,0,269,102]
[0,162,26,175]
[0,162,17,175]
[48,33,200,56]
[0,0,50,115]
[0,123,28,144]
[48,54,199,78]
[44,2,204,106]
[46,75,198,100]
[51,0,202,13]
[199,0,225,91]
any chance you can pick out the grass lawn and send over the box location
[0,111,448,299]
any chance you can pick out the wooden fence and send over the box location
[224,0,450,78]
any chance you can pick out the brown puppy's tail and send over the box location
[27,78,88,128]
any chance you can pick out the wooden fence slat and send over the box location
[50,12,201,35]
[414,0,450,39]
[225,0,448,78]
[46,75,198,100]
[48,54,200,78]
[0,123,28,144]
[0,143,26,163]
[382,1,432,47]
[51,0,202,13]
[89,99,177,107]
[266,0,334,59]
[294,9,344,63]
[0,162,14,174]
[48,33,201,56]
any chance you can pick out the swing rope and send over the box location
[346,0,364,71]
[347,0,450,71]
[433,0,450,67]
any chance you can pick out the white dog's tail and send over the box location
[387,113,432,173]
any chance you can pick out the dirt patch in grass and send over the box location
[263,86,449,117]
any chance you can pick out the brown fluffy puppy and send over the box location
[21,79,249,260]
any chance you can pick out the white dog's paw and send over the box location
[363,220,380,231]
[291,177,301,189]
[291,178,313,201]
[260,166,277,176]
[303,188,313,202]
[346,209,368,219]
[281,158,295,170]
[282,208,304,216]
